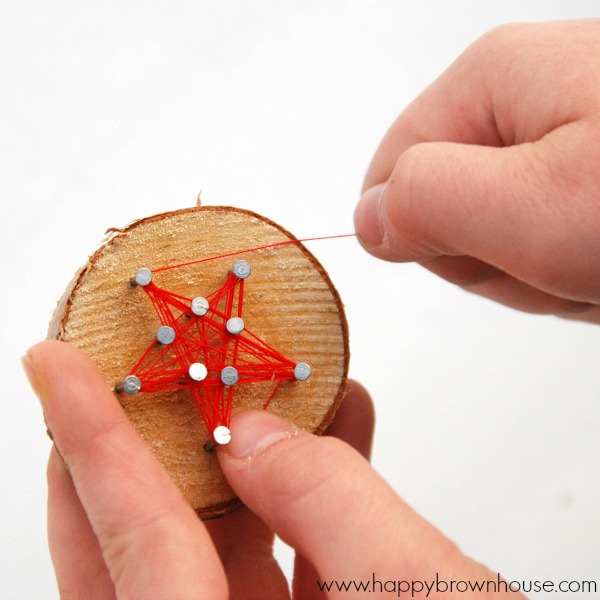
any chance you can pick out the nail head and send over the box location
[213,425,232,445]
[221,366,239,385]
[294,363,311,381]
[189,362,208,381]
[232,260,251,279]
[156,325,176,344]
[226,317,245,335]
[123,375,142,395]
[133,268,153,286]
[191,296,209,316]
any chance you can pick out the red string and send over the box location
[152,233,355,272]
[124,232,354,441]
[128,266,300,436]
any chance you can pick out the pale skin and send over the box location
[24,19,599,599]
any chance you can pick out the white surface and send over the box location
[2,2,599,598]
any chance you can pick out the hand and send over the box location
[355,20,600,323]
[25,340,521,598]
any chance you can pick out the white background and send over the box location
[2,2,599,598]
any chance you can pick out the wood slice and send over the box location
[48,206,349,518]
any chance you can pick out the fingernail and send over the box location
[220,409,299,459]
[354,183,386,246]
[47,429,69,471]
[21,353,48,405]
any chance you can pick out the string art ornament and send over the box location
[49,206,349,517]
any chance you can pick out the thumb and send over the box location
[218,409,515,596]
[355,141,539,266]
[27,341,227,599]
[354,132,600,303]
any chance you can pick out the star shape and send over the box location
[118,259,310,445]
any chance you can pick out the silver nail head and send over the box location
[123,375,142,395]
[232,260,251,279]
[213,425,232,445]
[156,325,176,344]
[294,363,311,381]
[191,296,209,316]
[221,366,239,385]
[188,362,208,381]
[226,316,245,335]
[133,268,153,286]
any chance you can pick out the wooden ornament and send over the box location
[48,206,349,518]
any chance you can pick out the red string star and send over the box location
[119,260,310,445]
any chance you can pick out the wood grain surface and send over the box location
[48,206,349,517]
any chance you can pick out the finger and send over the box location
[362,40,500,192]
[208,380,376,600]
[291,554,318,600]
[203,383,375,600]
[205,382,377,600]
[357,22,600,306]
[362,21,598,193]
[357,142,542,264]
[422,255,597,317]
[47,447,115,600]
[218,410,518,595]
[292,380,375,599]
[25,340,227,600]
[205,507,290,600]
[356,126,600,305]
[323,379,375,459]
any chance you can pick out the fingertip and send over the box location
[217,408,406,580]
[356,145,437,263]
[23,340,71,405]
[26,338,69,362]
[341,380,375,427]
[325,380,375,460]
[354,183,386,247]
[218,409,301,461]
[22,353,47,406]
[25,340,99,399]
[25,341,121,439]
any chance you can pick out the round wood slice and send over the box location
[48,206,349,518]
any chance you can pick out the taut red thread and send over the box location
[152,233,356,273]
[119,234,353,444]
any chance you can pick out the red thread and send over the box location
[123,233,354,442]
[153,233,356,272]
